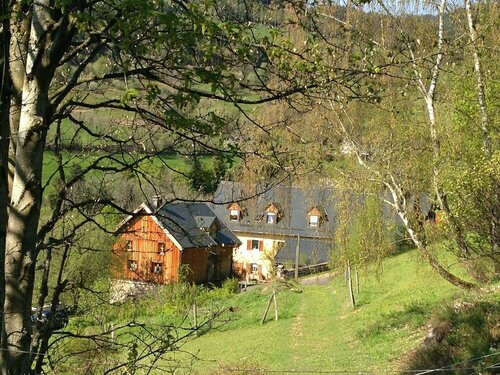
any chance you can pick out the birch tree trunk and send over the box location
[333,105,476,290]
[464,0,492,157]
[0,0,11,356]
[385,182,476,290]
[411,0,471,260]
[2,3,54,371]
[3,77,49,374]
[464,0,498,261]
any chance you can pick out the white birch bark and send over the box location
[3,4,50,371]
[330,101,475,289]
[399,0,472,259]
[464,0,492,156]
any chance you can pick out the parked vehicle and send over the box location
[31,306,69,331]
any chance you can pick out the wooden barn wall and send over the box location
[218,247,233,279]
[113,214,181,283]
[181,248,210,283]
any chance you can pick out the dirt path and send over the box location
[300,272,334,285]
[290,301,306,363]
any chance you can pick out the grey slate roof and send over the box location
[210,181,337,264]
[156,202,240,249]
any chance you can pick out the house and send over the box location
[211,181,336,281]
[113,198,241,285]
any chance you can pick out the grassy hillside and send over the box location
[177,250,497,373]
[58,248,498,374]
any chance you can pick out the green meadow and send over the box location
[60,248,498,374]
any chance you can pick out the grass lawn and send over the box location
[178,249,489,373]
[60,248,498,374]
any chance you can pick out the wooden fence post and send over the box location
[355,268,360,294]
[261,294,274,324]
[273,289,278,321]
[193,302,199,337]
[347,259,355,308]
[295,234,300,281]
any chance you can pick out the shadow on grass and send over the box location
[356,300,430,338]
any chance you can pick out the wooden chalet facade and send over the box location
[113,201,240,284]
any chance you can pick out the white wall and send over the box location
[233,235,283,279]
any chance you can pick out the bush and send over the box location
[402,300,499,373]
[222,278,240,294]
[405,342,454,371]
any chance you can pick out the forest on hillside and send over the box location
[0,0,498,373]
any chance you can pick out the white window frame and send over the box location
[266,212,276,224]
[309,215,319,227]
[230,209,240,221]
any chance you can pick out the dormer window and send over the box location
[309,215,319,227]
[126,240,133,252]
[195,216,218,237]
[228,202,242,222]
[264,203,280,224]
[308,207,326,227]
[230,209,240,222]
[266,212,276,224]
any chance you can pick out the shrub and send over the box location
[405,342,454,371]
[221,278,240,294]
[402,300,499,373]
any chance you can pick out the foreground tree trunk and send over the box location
[2,3,57,370]
[3,78,49,373]
[0,0,10,356]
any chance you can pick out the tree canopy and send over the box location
[0,0,498,373]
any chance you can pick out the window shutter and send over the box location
[246,263,251,275]
[247,239,251,250]
[258,264,263,277]
[259,241,263,251]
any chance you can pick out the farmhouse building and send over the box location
[211,182,336,281]
[113,200,240,284]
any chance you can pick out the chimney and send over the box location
[152,195,162,210]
